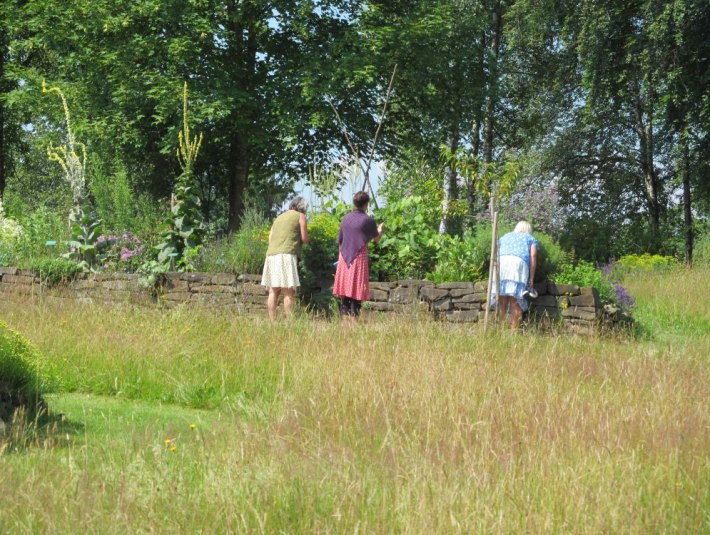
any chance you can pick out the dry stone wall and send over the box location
[0,268,629,333]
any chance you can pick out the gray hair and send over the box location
[514,220,533,234]
[288,196,308,214]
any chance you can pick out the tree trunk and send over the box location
[634,92,661,244]
[0,30,6,200]
[225,0,259,232]
[228,132,249,233]
[681,126,693,266]
[482,0,502,168]
[439,129,459,234]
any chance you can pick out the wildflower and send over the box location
[164,438,172,445]
[189,423,196,430]
[170,446,177,452]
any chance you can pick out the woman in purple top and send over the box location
[496,220,538,329]
[332,191,384,319]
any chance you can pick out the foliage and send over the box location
[154,83,204,271]
[0,321,50,421]
[98,232,145,272]
[41,81,87,214]
[533,232,570,283]
[553,260,617,306]
[62,206,109,272]
[299,210,342,310]
[694,224,710,265]
[426,229,491,283]
[0,200,23,266]
[30,258,83,287]
[6,207,68,267]
[197,205,270,275]
[370,196,440,280]
[90,160,136,234]
[614,253,680,276]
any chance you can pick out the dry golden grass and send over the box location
[0,267,708,533]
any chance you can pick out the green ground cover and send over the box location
[0,266,708,533]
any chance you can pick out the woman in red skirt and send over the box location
[332,191,384,319]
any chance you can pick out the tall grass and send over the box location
[0,266,707,533]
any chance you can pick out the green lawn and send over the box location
[0,267,708,533]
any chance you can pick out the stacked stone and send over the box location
[159,272,266,311]
[528,282,601,335]
[0,268,40,298]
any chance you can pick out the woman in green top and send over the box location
[261,196,310,320]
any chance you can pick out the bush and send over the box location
[613,253,679,279]
[695,227,710,265]
[553,260,617,305]
[299,210,341,310]
[31,257,84,286]
[370,196,440,281]
[197,205,269,274]
[10,207,68,267]
[534,232,569,282]
[0,322,51,422]
[427,229,491,283]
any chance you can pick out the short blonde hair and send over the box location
[514,221,532,234]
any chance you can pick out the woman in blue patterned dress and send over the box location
[496,221,538,329]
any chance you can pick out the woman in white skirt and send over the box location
[261,196,310,320]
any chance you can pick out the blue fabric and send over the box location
[497,232,538,266]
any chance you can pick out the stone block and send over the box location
[191,294,237,306]
[210,273,237,286]
[451,302,482,311]
[452,292,486,303]
[561,306,599,321]
[395,279,432,288]
[18,268,37,277]
[547,283,580,296]
[101,280,134,292]
[363,301,404,312]
[436,282,474,290]
[237,273,262,283]
[179,272,209,283]
[420,286,449,302]
[71,279,98,291]
[369,281,394,291]
[163,278,188,291]
[161,291,192,302]
[474,281,488,292]
[0,267,18,276]
[533,295,558,307]
[431,297,452,311]
[192,284,237,294]
[569,292,600,307]
[390,286,419,304]
[369,288,389,302]
[3,274,37,285]
[238,282,267,296]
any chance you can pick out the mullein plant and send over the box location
[154,82,205,271]
[42,82,106,271]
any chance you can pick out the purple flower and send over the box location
[614,285,635,308]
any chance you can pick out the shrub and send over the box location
[613,253,679,279]
[695,227,710,266]
[534,232,569,282]
[0,321,51,422]
[427,229,491,283]
[554,260,617,305]
[12,207,68,266]
[31,258,83,286]
[197,205,270,274]
[370,196,440,280]
[299,210,341,310]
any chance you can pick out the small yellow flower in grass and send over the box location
[164,438,172,445]
[189,423,196,430]
[170,446,177,452]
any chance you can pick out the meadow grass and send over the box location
[0,266,708,533]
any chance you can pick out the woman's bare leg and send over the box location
[267,288,282,321]
[510,300,523,329]
[282,288,296,318]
